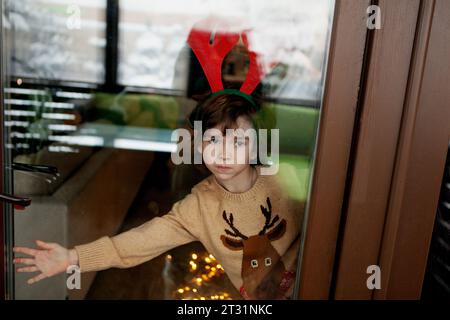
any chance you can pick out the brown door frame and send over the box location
[333,0,450,299]
[298,0,370,299]
[333,0,421,299]
[376,0,450,299]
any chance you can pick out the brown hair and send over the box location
[188,93,261,133]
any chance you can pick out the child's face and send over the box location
[201,115,257,181]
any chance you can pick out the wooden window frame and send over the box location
[333,0,422,299]
[297,0,370,299]
[333,0,450,299]
[376,0,450,299]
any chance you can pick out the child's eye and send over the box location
[206,136,218,144]
[234,138,245,147]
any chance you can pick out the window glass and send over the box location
[4,0,106,83]
[2,0,335,300]
[118,0,331,103]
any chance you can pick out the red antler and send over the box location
[187,28,239,93]
[239,31,264,95]
[187,25,264,95]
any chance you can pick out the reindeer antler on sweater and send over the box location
[222,210,249,240]
[259,197,280,236]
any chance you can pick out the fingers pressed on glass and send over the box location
[13,247,38,257]
[13,258,35,265]
[27,273,46,285]
[35,240,55,250]
[17,266,38,273]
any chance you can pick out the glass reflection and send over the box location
[2,0,335,299]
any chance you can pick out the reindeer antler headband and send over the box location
[187,26,264,109]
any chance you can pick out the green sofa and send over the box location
[91,93,320,201]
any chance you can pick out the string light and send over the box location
[172,251,232,300]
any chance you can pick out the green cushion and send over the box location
[93,93,180,129]
[276,154,312,202]
[268,103,319,156]
[92,93,316,201]
[93,93,320,158]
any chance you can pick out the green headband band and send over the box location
[209,89,258,109]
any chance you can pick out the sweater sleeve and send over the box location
[74,192,201,273]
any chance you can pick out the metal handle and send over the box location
[0,192,31,210]
[12,162,59,176]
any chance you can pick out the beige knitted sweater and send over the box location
[75,167,305,299]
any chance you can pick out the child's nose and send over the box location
[217,141,234,162]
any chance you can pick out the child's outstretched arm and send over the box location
[14,241,79,284]
[14,192,202,284]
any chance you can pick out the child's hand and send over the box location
[13,240,79,285]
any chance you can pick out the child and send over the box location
[13,27,305,300]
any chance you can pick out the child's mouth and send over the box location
[215,165,233,172]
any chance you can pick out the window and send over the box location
[2,0,335,300]
[4,0,106,83]
[118,0,332,103]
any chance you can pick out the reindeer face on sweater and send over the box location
[220,197,287,299]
